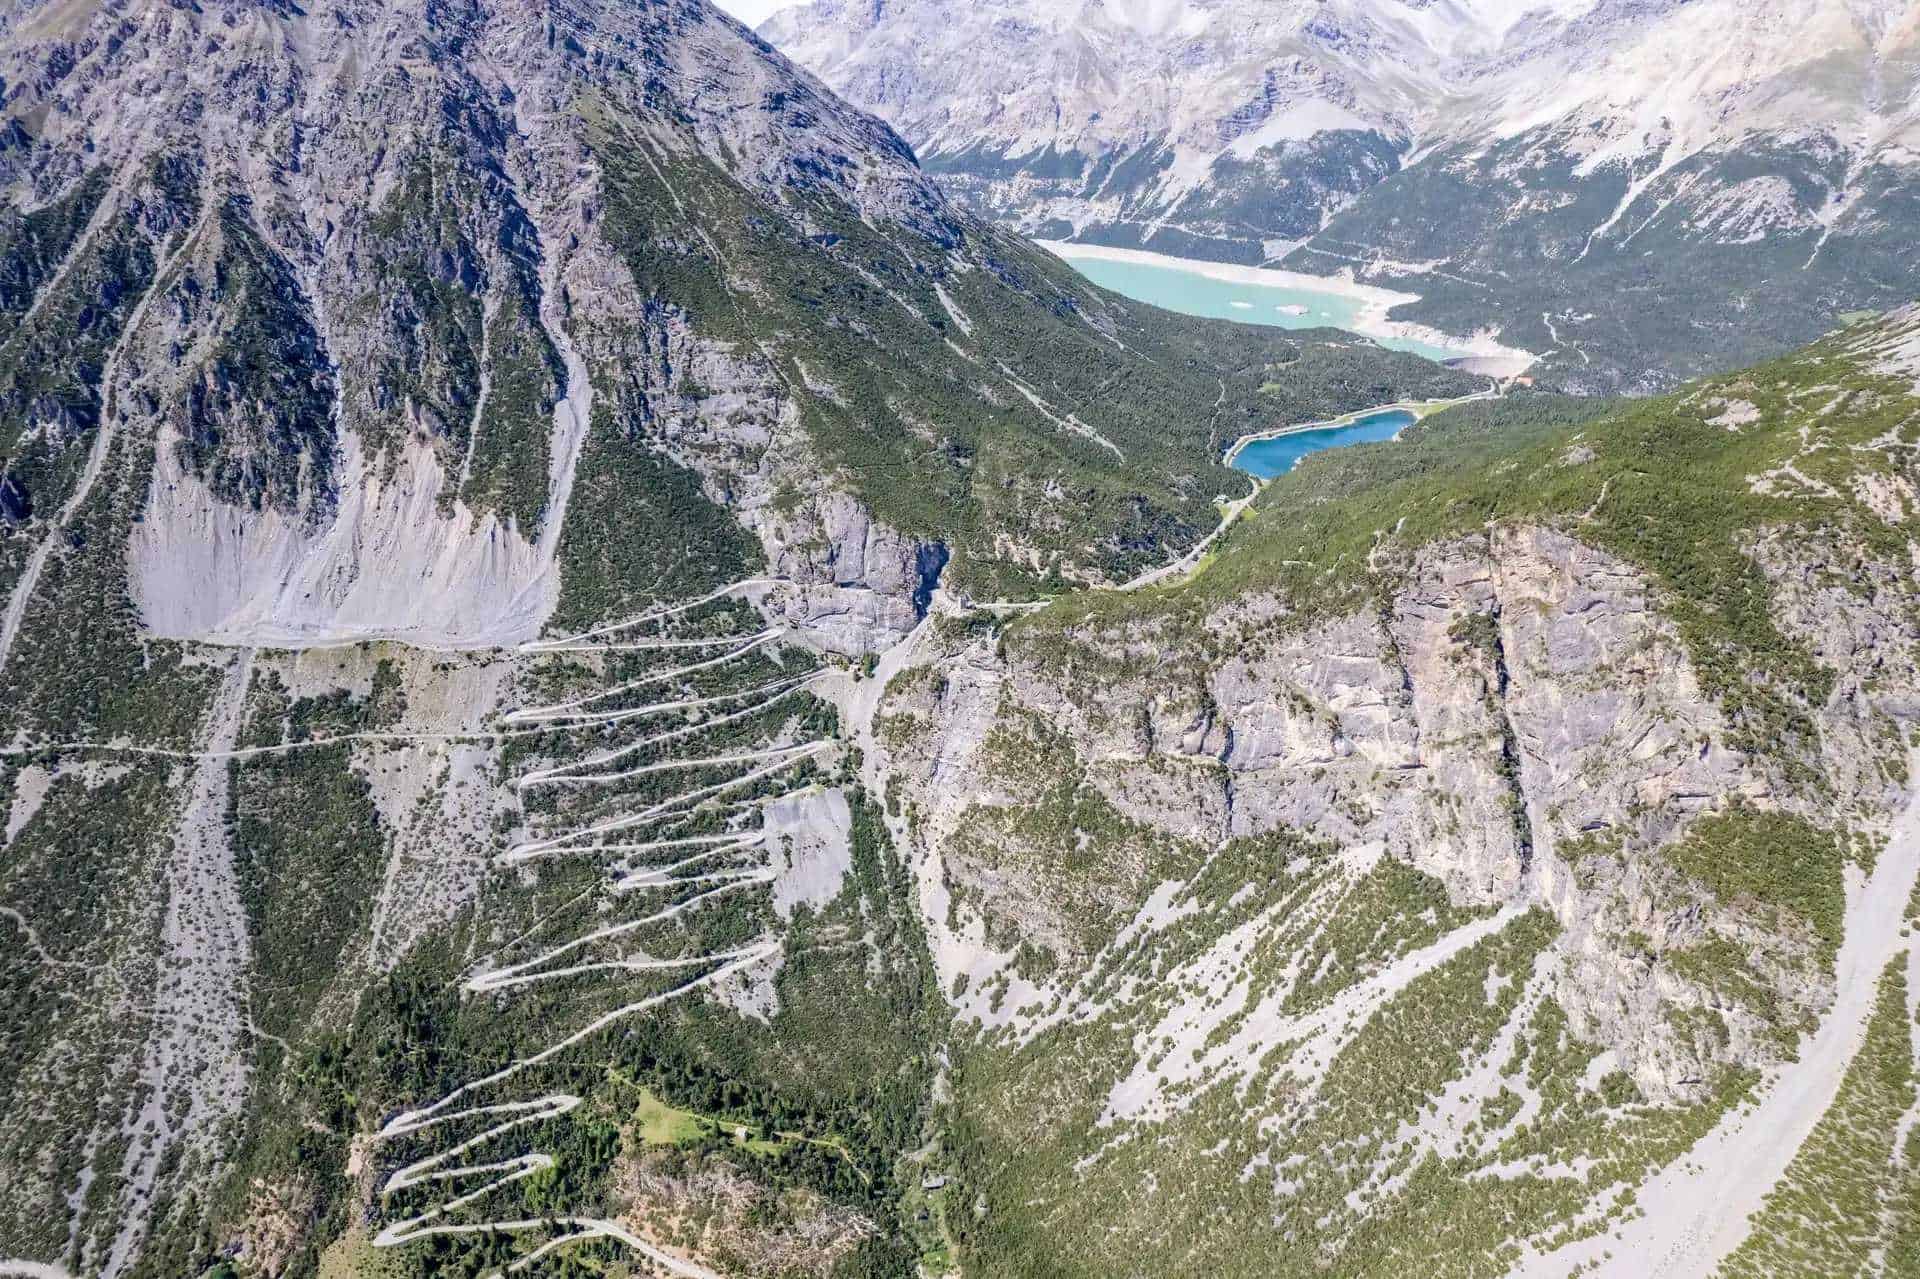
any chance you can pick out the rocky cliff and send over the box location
[765,0,1920,391]
[3,1,1920,1277]
[839,306,1920,1277]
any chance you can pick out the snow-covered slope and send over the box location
[765,0,1920,389]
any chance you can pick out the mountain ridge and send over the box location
[0,0,1474,657]
[764,0,1920,390]
[4,2,1920,1278]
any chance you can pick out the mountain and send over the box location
[763,0,1920,392]
[0,0,1472,1276]
[6,1,1920,1278]
[869,304,1920,1278]
[0,0,1471,658]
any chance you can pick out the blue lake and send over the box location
[1060,254,1463,363]
[1230,409,1417,479]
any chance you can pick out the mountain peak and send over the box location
[762,0,1920,390]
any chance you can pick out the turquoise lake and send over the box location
[1230,409,1418,479]
[1060,254,1462,363]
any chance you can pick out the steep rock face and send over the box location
[756,488,937,653]
[1490,525,1773,847]
[765,0,1920,389]
[5,0,600,647]
[867,517,1897,1102]
[0,0,1454,657]
[766,0,1418,254]
[1750,529,1920,814]
[632,306,942,652]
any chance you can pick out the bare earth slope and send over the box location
[3,0,1920,1276]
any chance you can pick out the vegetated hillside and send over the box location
[0,1,1479,1277]
[764,0,1920,393]
[858,306,1920,1277]
[1291,134,1920,397]
[0,0,1475,663]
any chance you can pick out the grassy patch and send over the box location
[628,1080,715,1146]
[1662,808,1845,961]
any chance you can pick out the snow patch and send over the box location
[1098,0,1209,39]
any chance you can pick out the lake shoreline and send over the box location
[1223,390,1496,471]
[1116,388,1500,592]
[1041,239,1535,372]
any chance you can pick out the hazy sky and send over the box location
[714,0,798,26]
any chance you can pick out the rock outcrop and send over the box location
[865,510,1920,1103]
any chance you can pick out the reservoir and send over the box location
[1057,252,1465,362]
[1229,409,1418,479]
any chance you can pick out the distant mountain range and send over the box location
[764,0,1920,391]
[8,2,1920,1278]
